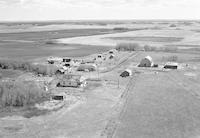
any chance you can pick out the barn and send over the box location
[57,74,86,88]
[77,64,97,72]
[138,56,154,67]
[120,69,132,77]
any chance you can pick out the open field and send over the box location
[57,23,200,49]
[1,21,200,138]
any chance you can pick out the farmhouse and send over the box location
[47,57,62,64]
[57,74,86,88]
[164,62,178,69]
[138,56,154,67]
[77,64,97,72]
[120,69,132,77]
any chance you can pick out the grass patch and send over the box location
[0,69,22,79]
[85,81,102,90]
[23,107,49,118]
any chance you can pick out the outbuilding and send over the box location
[77,64,97,72]
[120,69,132,77]
[109,54,115,59]
[109,49,117,54]
[164,62,178,69]
[57,74,86,88]
[81,59,95,64]
[63,58,71,62]
[138,56,154,67]
[97,54,102,58]
[47,57,62,64]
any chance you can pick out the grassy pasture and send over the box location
[0,28,122,60]
[0,28,113,41]
[0,42,111,60]
[0,69,22,79]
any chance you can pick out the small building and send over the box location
[52,95,64,101]
[62,58,75,67]
[63,63,70,67]
[55,66,72,75]
[57,74,86,88]
[109,54,115,59]
[63,58,71,63]
[77,64,97,72]
[120,69,132,77]
[81,59,95,64]
[56,69,65,75]
[47,57,62,64]
[109,51,114,54]
[109,49,117,54]
[97,54,102,58]
[138,56,154,67]
[164,62,178,69]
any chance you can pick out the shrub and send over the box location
[144,45,158,51]
[143,45,178,52]
[0,60,31,70]
[163,47,178,52]
[144,45,152,51]
[169,24,177,27]
[45,39,57,45]
[167,55,178,62]
[113,27,129,31]
[0,80,47,107]
[0,60,59,76]
[116,43,142,51]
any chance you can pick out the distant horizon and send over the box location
[1,0,200,21]
[0,19,200,23]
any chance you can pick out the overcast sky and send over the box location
[0,0,200,21]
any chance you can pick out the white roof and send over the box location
[47,56,62,61]
[144,56,153,61]
[125,69,132,75]
[165,62,178,66]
